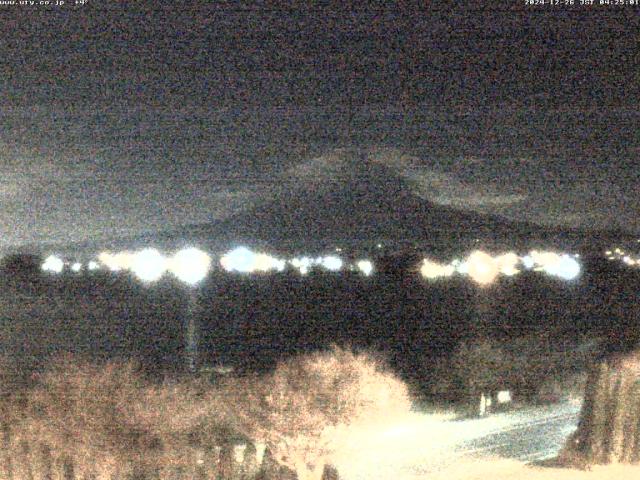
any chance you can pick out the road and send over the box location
[452,400,581,463]
[332,400,582,480]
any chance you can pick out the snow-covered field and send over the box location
[331,400,583,480]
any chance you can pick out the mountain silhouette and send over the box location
[32,149,633,258]
[189,149,590,254]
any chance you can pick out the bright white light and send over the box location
[420,258,455,280]
[531,251,562,274]
[170,248,211,285]
[87,261,99,271]
[356,260,374,276]
[495,252,520,276]
[321,255,343,271]
[71,262,82,273]
[377,243,382,249]
[131,248,166,283]
[605,250,612,256]
[220,247,285,274]
[220,247,255,273]
[546,254,581,280]
[456,260,469,274]
[42,255,64,273]
[252,253,280,272]
[290,256,313,274]
[521,255,535,270]
[98,251,134,272]
[497,390,512,404]
[98,252,116,271]
[529,250,580,280]
[466,250,498,286]
[623,256,633,265]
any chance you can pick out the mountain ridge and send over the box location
[13,149,637,258]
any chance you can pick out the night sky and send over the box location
[1,5,638,248]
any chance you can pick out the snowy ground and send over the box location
[331,400,582,480]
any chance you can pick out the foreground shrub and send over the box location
[0,347,412,480]
[228,346,413,480]
[2,354,240,480]
[8,356,151,477]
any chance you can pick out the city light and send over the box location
[290,256,313,275]
[253,253,286,272]
[170,247,211,285]
[130,248,167,283]
[98,251,135,272]
[220,247,285,273]
[420,258,455,280]
[524,250,582,280]
[356,260,374,276]
[605,246,640,269]
[220,247,256,273]
[466,250,499,286]
[531,251,556,272]
[42,255,64,274]
[553,254,581,280]
[494,252,520,277]
[58,243,591,285]
[321,255,343,271]
[454,259,469,274]
[521,255,535,270]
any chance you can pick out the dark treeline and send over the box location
[0,253,637,397]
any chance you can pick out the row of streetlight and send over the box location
[42,247,375,279]
[419,249,582,285]
[605,247,640,267]
[43,248,212,285]
[42,246,585,286]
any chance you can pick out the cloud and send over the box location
[368,148,527,209]
[0,181,20,199]
[432,193,528,207]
